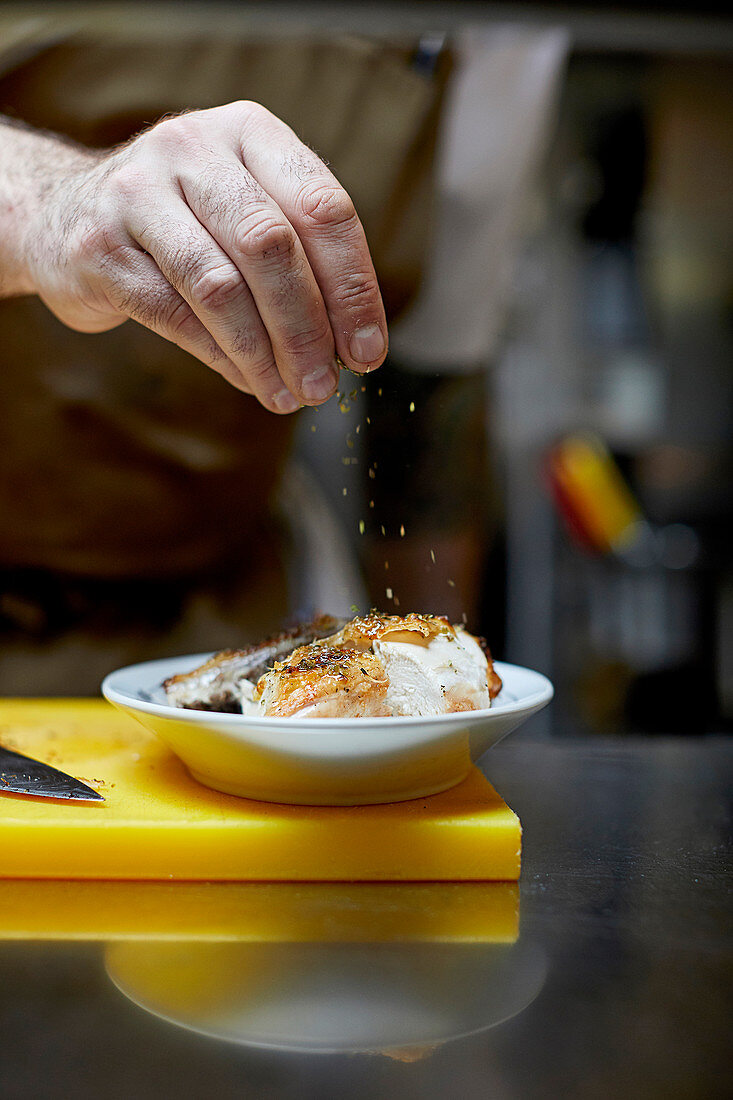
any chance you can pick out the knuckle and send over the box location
[243,356,279,391]
[238,215,296,264]
[332,270,381,311]
[212,359,250,392]
[109,162,152,204]
[165,299,201,342]
[233,99,267,121]
[296,182,358,232]
[280,322,331,358]
[232,100,274,133]
[149,112,196,149]
[191,265,244,312]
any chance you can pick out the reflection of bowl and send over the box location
[106,939,547,1055]
[102,658,553,805]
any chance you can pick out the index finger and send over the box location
[232,102,388,374]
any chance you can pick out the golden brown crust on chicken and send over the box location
[487,662,503,700]
[255,644,390,718]
[474,636,503,699]
[327,612,454,650]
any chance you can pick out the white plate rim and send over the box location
[102,656,553,732]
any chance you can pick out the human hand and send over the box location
[22,103,388,412]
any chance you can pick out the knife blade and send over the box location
[0,745,104,801]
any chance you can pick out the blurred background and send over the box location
[299,7,733,739]
[0,2,731,739]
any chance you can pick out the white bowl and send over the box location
[102,656,553,805]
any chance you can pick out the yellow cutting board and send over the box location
[0,700,521,882]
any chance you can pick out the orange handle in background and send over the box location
[545,433,644,556]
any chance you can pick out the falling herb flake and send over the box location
[358,520,365,535]
[409,401,415,412]
[380,525,386,536]
[355,424,361,434]
[368,467,376,480]
[346,436,354,449]
[399,525,405,538]
[430,549,436,564]
[342,487,348,496]
[384,560,389,570]
[447,578,456,587]
[394,596,400,607]
[310,424,317,432]
[386,587,393,600]
[378,388,383,397]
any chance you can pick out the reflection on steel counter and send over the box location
[106,937,547,1057]
[0,878,545,1060]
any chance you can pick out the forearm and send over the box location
[0,115,97,297]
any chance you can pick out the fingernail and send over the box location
[302,366,337,402]
[273,388,300,414]
[349,324,385,365]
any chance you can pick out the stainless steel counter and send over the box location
[1,735,730,1099]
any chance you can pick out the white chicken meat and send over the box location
[374,628,492,717]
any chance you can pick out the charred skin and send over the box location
[162,615,344,712]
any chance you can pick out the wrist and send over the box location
[0,117,97,298]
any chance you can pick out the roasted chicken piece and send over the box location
[163,612,502,718]
[163,615,343,712]
[255,644,390,718]
[254,612,502,719]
